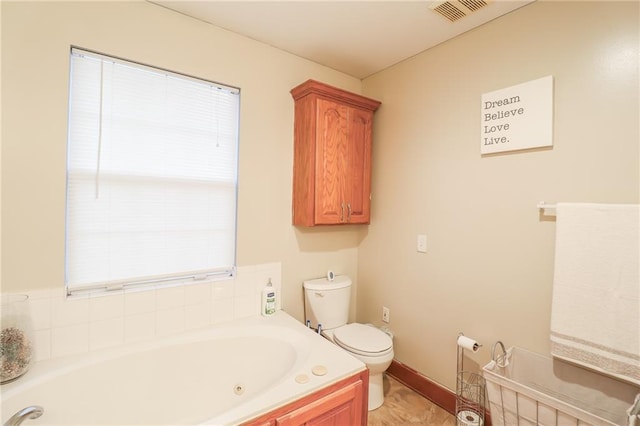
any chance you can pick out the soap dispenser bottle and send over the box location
[262,278,276,317]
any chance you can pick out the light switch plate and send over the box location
[417,234,427,253]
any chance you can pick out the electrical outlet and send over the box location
[417,234,427,253]
[382,306,390,323]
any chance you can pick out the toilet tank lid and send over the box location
[303,275,351,291]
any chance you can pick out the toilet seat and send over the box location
[333,323,393,357]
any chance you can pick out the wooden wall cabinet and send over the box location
[291,80,381,226]
[241,370,369,426]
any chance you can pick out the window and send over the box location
[65,48,240,295]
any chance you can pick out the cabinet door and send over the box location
[275,380,363,426]
[291,79,380,227]
[345,107,373,224]
[314,98,349,224]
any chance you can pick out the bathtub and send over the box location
[483,346,640,426]
[1,311,366,425]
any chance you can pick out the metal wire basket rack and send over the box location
[456,334,486,426]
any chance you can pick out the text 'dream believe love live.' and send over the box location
[483,96,523,146]
[479,75,553,155]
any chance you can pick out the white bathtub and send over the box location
[1,311,366,425]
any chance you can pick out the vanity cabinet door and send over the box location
[240,370,369,426]
[275,379,364,426]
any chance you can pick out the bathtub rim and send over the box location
[1,311,367,426]
[2,311,310,398]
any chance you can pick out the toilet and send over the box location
[303,275,394,411]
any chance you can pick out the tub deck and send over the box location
[1,311,366,425]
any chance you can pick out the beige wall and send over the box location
[0,1,365,323]
[3,0,639,393]
[359,1,639,390]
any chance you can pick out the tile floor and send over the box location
[368,375,456,425]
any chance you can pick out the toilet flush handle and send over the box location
[314,292,324,298]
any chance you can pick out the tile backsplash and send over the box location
[6,262,282,362]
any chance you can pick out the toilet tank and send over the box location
[303,275,352,330]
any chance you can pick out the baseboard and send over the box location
[386,360,492,426]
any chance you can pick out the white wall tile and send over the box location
[156,285,184,310]
[156,307,184,337]
[211,299,234,324]
[3,261,283,361]
[89,293,125,322]
[185,302,212,330]
[33,329,51,362]
[89,318,124,351]
[234,268,256,298]
[234,296,256,320]
[124,289,156,316]
[212,279,234,300]
[51,324,89,357]
[124,312,156,343]
[184,282,211,306]
[29,297,52,330]
[52,297,89,327]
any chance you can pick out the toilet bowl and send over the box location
[303,275,395,411]
[323,323,393,410]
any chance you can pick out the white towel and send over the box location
[550,203,640,386]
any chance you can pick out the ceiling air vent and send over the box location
[429,0,491,22]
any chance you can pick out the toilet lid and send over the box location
[333,323,392,355]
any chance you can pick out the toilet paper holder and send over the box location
[456,333,486,426]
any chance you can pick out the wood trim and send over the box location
[291,94,317,226]
[290,79,381,112]
[361,366,370,424]
[386,360,456,414]
[386,360,492,426]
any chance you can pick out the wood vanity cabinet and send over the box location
[242,370,369,426]
[291,80,381,226]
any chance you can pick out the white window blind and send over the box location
[66,48,239,295]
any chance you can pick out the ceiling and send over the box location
[151,1,535,79]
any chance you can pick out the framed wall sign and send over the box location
[480,75,553,155]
